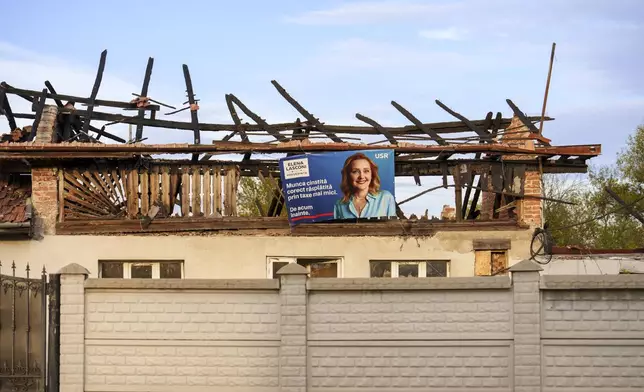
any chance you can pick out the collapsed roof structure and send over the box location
[0,49,601,237]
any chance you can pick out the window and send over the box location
[98,260,184,279]
[369,260,449,278]
[267,257,342,278]
[474,250,509,276]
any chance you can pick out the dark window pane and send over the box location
[272,262,289,279]
[100,262,123,278]
[398,263,419,277]
[160,262,182,279]
[131,264,152,279]
[308,262,338,278]
[369,261,391,277]
[426,261,448,277]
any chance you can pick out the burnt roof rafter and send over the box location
[0,48,598,175]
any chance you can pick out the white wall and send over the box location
[1,230,532,279]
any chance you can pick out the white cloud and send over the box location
[305,38,474,72]
[284,1,462,25]
[0,42,242,145]
[419,27,468,41]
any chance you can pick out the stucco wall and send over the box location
[541,276,644,391]
[2,230,531,278]
[56,261,644,392]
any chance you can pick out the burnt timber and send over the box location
[0,49,602,232]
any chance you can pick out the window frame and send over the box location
[369,259,450,278]
[267,256,344,278]
[98,260,185,279]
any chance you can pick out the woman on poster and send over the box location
[333,152,397,219]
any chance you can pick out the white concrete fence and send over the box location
[56,260,644,392]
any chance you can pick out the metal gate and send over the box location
[0,262,59,392]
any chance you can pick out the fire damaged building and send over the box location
[0,50,602,280]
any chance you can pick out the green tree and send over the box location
[237,176,287,217]
[543,125,644,248]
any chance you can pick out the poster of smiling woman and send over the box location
[279,149,396,225]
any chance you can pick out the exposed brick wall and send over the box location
[56,262,644,392]
[34,105,58,143]
[31,167,58,236]
[481,115,542,226]
[520,170,542,227]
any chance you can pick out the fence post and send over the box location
[277,263,308,392]
[57,263,89,392]
[510,259,543,392]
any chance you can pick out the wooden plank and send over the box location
[491,251,508,276]
[56,217,526,235]
[223,167,232,216]
[0,84,17,131]
[453,167,463,222]
[82,50,108,135]
[506,99,540,134]
[170,169,179,212]
[213,166,222,216]
[161,166,171,214]
[150,166,160,206]
[92,166,116,203]
[181,166,190,216]
[355,113,397,144]
[111,168,126,205]
[140,169,149,215]
[474,250,492,276]
[270,80,342,142]
[191,167,202,216]
[62,176,111,216]
[4,85,160,111]
[182,64,201,162]
[84,170,119,214]
[435,100,493,142]
[231,166,239,216]
[124,166,135,217]
[64,171,109,210]
[390,101,447,145]
[135,57,154,141]
[226,94,287,142]
[203,166,212,216]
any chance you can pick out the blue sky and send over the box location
[2,0,643,216]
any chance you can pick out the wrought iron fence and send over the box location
[0,262,55,392]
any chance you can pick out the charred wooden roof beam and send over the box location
[435,100,494,142]
[135,57,155,141]
[390,101,447,145]
[82,50,107,137]
[505,99,544,140]
[355,113,397,145]
[0,85,17,131]
[2,85,160,111]
[270,80,343,143]
[224,94,249,142]
[181,64,201,162]
[227,94,287,142]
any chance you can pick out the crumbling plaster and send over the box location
[1,230,532,279]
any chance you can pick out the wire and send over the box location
[529,193,644,264]
[547,194,644,232]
